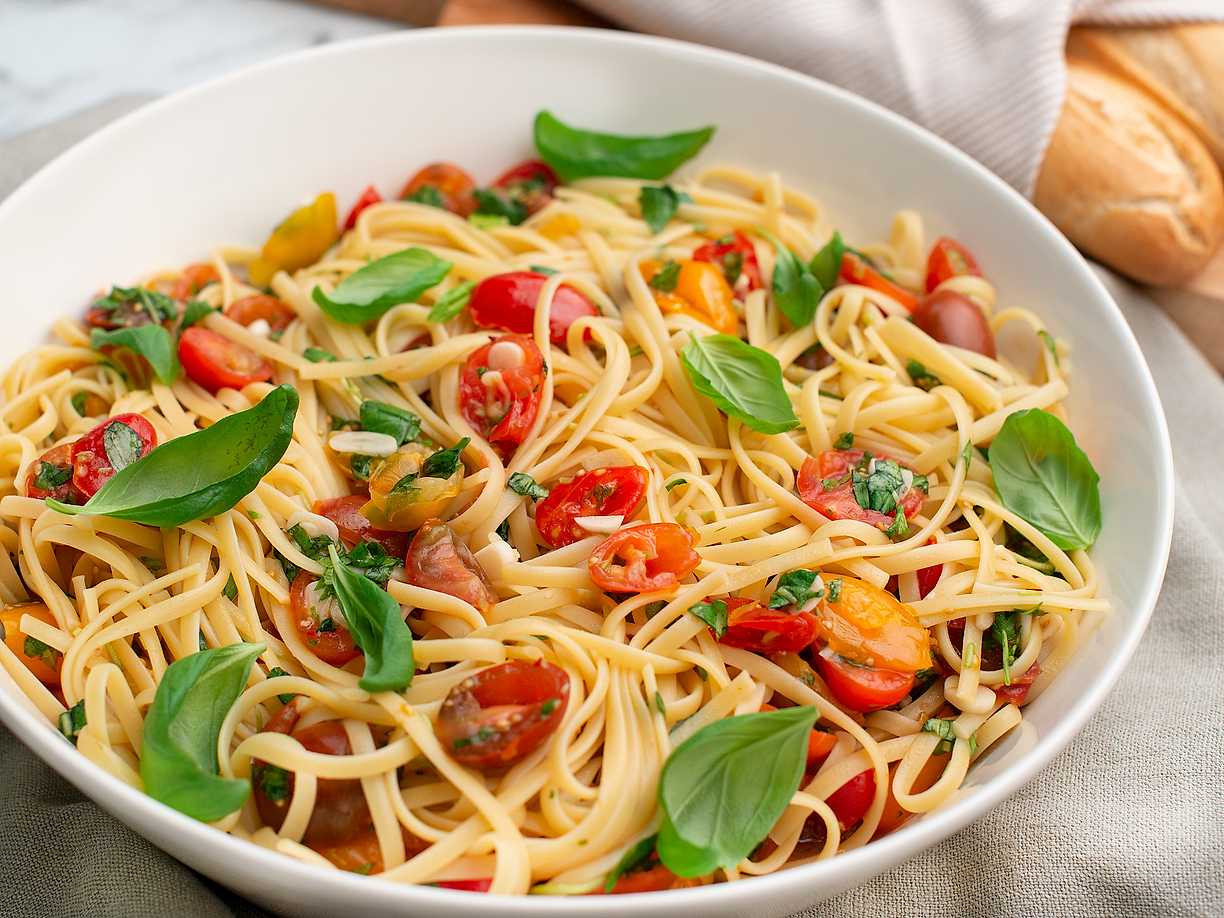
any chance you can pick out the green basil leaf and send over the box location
[93,286,178,323]
[657,706,818,877]
[762,230,822,327]
[649,260,681,293]
[90,325,180,385]
[312,248,452,325]
[58,699,87,744]
[103,420,143,472]
[428,280,476,324]
[404,185,444,208]
[681,334,799,435]
[34,460,72,492]
[472,188,528,226]
[808,231,846,291]
[359,400,420,446]
[529,264,558,276]
[906,359,941,391]
[420,437,469,479]
[303,346,337,363]
[48,385,299,526]
[687,599,728,637]
[769,569,822,609]
[140,642,265,821]
[326,545,413,693]
[534,110,715,182]
[1037,329,1060,367]
[508,472,549,500]
[639,185,688,234]
[604,834,658,892]
[988,408,1101,550]
[180,300,217,329]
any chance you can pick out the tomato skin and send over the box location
[249,193,339,288]
[400,162,476,216]
[436,660,569,772]
[911,289,996,358]
[815,577,932,673]
[224,294,296,333]
[588,523,700,594]
[69,413,157,499]
[826,768,876,832]
[816,654,916,712]
[169,263,220,302]
[602,862,683,895]
[796,449,924,531]
[179,326,273,392]
[24,444,85,504]
[343,184,383,231]
[640,260,738,335]
[289,573,362,666]
[995,663,1040,705]
[719,597,820,655]
[312,496,407,556]
[0,604,61,686]
[761,703,837,772]
[459,333,544,459]
[404,519,497,614]
[435,878,493,893]
[693,230,762,292]
[839,252,918,311]
[534,466,648,549]
[494,159,559,216]
[925,236,982,293]
[469,272,598,348]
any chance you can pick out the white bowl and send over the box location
[0,26,1172,918]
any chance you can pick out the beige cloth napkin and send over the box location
[1,100,1221,918]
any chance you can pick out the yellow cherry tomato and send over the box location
[361,443,464,532]
[249,192,339,287]
[638,259,738,335]
[816,578,932,672]
[0,603,61,686]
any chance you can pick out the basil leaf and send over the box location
[529,264,558,276]
[312,248,452,325]
[103,420,142,472]
[681,334,799,435]
[762,231,822,327]
[34,461,72,492]
[48,385,299,526]
[508,472,549,500]
[907,359,941,391]
[180,300,216,329]
[58,699,87,744]
[809,231,846,291]
[420,437,469,479]
[303,346,337,363]
[605,834,658,892]
[834,432,855,450]
[769,569,822,609]
[534,110,715,182]
[222,574,238,601]
[343,541,397,585]
[639,185,689,234]
[688,599,728,637]
[359,400,420,446]
[90,325,180,385]
[1038,329,1060,367]
[649,260,681,293]
[988,409,1101,550]
[326,545,413,693]
[428,280,475,324]
[469,213,509,230]
[657,706,818,877]
[93,285,178,323]
[472,188,528,226]
[886,508,909,539]
[404,185,444,208]
[140,642,265,821]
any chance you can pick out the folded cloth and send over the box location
[577,0,1224,195]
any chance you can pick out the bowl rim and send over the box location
[0,24,1174,913]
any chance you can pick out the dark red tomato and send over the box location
[995,662,1040,705]
[816,654,915,712]
[289,572,362,666]
[924,236,982,293]
[313,496,407,556]
[911,289,996,358]
[434,879,493,893]
[400,162,477,216]
[343,184,383,231]
[916,562,943,599]
[693,231,763,292]
[826,767,876,831]
[718,597,819,654]
[179,326,273,392]
[588,523,700,594]
[404,519,497,614]
[436,660,569,771]
[602,861,683,895]
[69,413,157,499]
[535,466,648,548]
[459,333,544,459]
[224,294,296,333]
[795,344,834,371]
[494,159,560,216]
[169,263,220,302]
[24,444,84,504]
[839,252,918,311]
[469,272,599,348]
[796,449,924,530]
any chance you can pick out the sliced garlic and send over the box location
[246,318,272,338]
[574,514,624,534]
[286,509,340,543]
[487,339,526,370]
[474,534,520,579]
[328,430,398,457]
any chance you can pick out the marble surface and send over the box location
[0,0,402,140]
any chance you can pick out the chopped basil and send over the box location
[70,392,90,416]
[961,439,974,469]
[654,692,666,716]
[90,325,180,385]
[420,437,469,479]
[404,185,444,208]
[33,461,72,492]
[349,454,373,481]
[180,300,217,329]
[834,431,855,450]
[427,279,475,324]
[604,834,658,892]
[762,231,823,327]
[495,519,511,542]
[639,185,690,234]
[886,508,909,539]
[312,248,452,325]
[359,400,420,446]
[922,716,958,754]
[258,763,291,803]
[344,541,398,586]
[808,231,846,291]
[508,472,549,500]
[472,188,528,226]
[852,457,910,515]
[906,359,942,391]
[58,699,87,743]
[721,249,744,285]
[102,420,143,472]
[649,260,681,293]
[529,264,559,276]
[688,599,728,637]
[267,666,296,704]
[533,110,715,182]
[768,569,823,609]
[681,334,799,435]
[826,578,843,602]
[665,478,687,492]
[92,285,178,324]
[222,574,238,601]
[469,213,510,229]
[303,346,337,363]
[540,698,559,716]
[23,636,60,671]
[990,611,1022,684]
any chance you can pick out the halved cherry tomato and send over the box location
[169,263,220,302]
[924,236,982,293]
[826,768,876,832]
[911,289,996,358]
[289,572,362,666]
[839,251,918,311]
[249,192,339,287]
[360,443,465,532]
[343,184,383,231]
[796,448,925,531]
[916,543,943,598]
[639,260,738,335]
[469,272,599,348]
[179,326,273,392]
[494,159,559,216]
[874,752,949,838]
[400,162,476,216]
[224,294,296,333]
[719,597,819,654]
[816,654,916,712]
[404,519,497,614]
[815,577,932,673]
[588,523,700,594]
[24,444,84,504]
[534,466,648,549]
[70,413,157,499]
[995,662,1040,705]
[693,230,762,292]
[436,660,569,771]
[313,496,407,556]
[435,878,493,893]
[0,604,61,686]
[459,333,544,459]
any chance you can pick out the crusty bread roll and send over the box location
[1034,59,1224,287]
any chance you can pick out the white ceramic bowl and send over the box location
[0,27,1172,918]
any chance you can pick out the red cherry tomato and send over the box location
[588,523,700,594]
[816,654,916,712]
[602,861,683,895]
[839,251,918,311]
[312,495,407,556]
[924,236,982,293]
[179,326,273,392]
[399,162,476,216]
[916,561,943,598]
[796,449,924,530]
[224,294,296,333]
[289,572,362,666]
[69,413,157,499]
[761,703,838,772]
[436,660,569,772]
[24,443,84,504]
[692,230,763,292]
[911,289,996,358]
[459,333,544,459]
[995,663,1041,705]
[343,184,383,231]
[494,159,559,216]
[826,767,876,831]
[434,879,493,893]
[718,597,820,654]
[169,263,220,302]
[534,466,648,549]
[468,272,599,348]
[403,519,497,614]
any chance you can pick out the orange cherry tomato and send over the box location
[924,236,981,293]
[178,326,273,392]
[289,573,362,666]
[249,193,339,287]
[0,604,61,686]
[911,289,996,358]
[796,448,925,531]
[534,466,648,549]
[169,263,220,302]
[69,413,158,499]
[312,496,407,556]
[468,272,598,348]
[24,443,84,504]
[343,184,383,231]
[693,230,762,292]
[404,520,497,614]
[839,251,918,311]
[815,577,932,673]
[587,523,700,594]
[399,162,476,216]
[640,260,738,334]
[718,596,820,655]
[815,653,916,712]
[458,333,544,460]
[224,294,296,334]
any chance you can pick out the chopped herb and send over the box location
[695,666,708,681]
[198,632,208,652]
[529,265,559,276]
[912,473,930,494]
[508,472,549,500]
[33,461,72,492]
[180,300,216,329]
[247,510,261,521]
[886,509,909,539]
[58,700,87,744]
[922,716,958,754]
[769,569,823,609]
[540,698,559,716]
[288,523,335,563]
[1037,329,1060,367]
[427,279,476,324]
[303,346,337,363]
[906,359,942,391]
[103,420,143,472]
[639,185,690,234]
[344,541,398,586]
[826,578,843,602]
[452,724,497,751]
[258,764,291,803]
[590,482,615,504]
[352,863,374,876]
[420,437,469,479]
[70,392,90,415]
[349,454,373,481]
[92,285,178,323]
[990,611,1022,684]
[834,432,855,450]
[960,439,974,469]
[222,574,238,601]
[649,260,682,293]
[140,555,164,571]
[267,666,296,704]
[23,636,60,671]
[688,599,728,637]
[495,519,511,542]
[822,473,850,491]
[628,344,644,358]
[359,400,420,446]
[469,213,510,229]
[852,457,910,515]
[643,601,666,618]
[404,185,444,208]
[317,617,336,634]
[654,692,666,717]
[722,250,744,285]
[274,550,299,583]
[472,188,528,226]
[819,389,843,400]
[665,478,687,492]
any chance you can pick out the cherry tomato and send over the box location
[718,597,820,654]
[924,236,982,293]
[639,260,738,335]
[400,162,476,216]
[179,326,273,392]
[434,879,493,893]
[796,448,925,531]
[224,294,296,333]
[916,539,943,598]
[404,519,497,614]
[795,344,834,371]
[24,444,84,504]
[69,413,157,499]
[602,860,683,895]
[535,466,648,549]
[459,333,544,459]
[761,702,837,772]
[839,252,918,311]
[469,272,599,348]
[436,660,569,771]
[826,767,876,832]
[995,663,1040,705]
[911,289,996,358]
[816,654,916,712]
[693,230,763,292]
[588,523,700,594]
[312,496,407,556]
[249,193,339,287]
[343,184,383,231]
[289,572,362,666]
[494,159,559,216]
[360,442,465,532]
[874,752,949,838]
[0,604,61,686]
[169,263,220,302]
[816,577,931,674]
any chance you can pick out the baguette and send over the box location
[1034,58,1224,286]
